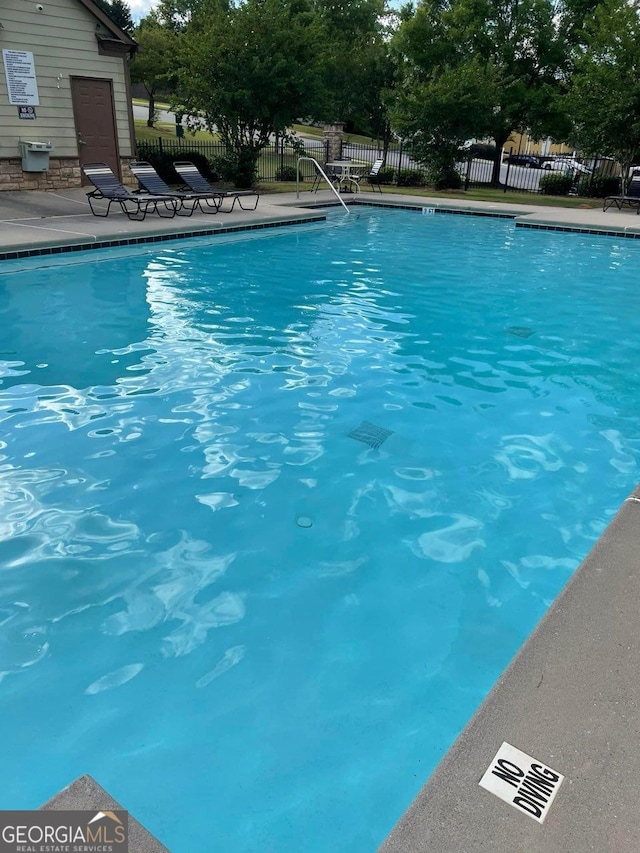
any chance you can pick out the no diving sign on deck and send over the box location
[479,742,564,823]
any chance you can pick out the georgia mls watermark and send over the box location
[0,810,128,853]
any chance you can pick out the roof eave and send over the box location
[76,0,137,48]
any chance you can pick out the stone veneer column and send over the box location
[323,123,345,163]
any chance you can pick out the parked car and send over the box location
[542,158,591,174]
[505,153,541,168]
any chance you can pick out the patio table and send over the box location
[326,161,367,193]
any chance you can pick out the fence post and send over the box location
[158,136,163,155]
[397,140,404,186]
[464,151,472,190]
[588,156,598,195]
[504,147,513,193]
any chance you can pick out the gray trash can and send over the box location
[19,141,54,172]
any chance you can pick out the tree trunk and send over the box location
[147,91,156,128]
[381,120,392,166]
[491,130,511,187]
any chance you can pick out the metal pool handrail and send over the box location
[296,157,350,214]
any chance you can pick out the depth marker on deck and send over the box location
[479,742,564,823]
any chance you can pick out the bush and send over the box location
[211,149,257,188]
[432,168,463,190]
[275,165,301,182]
[172,151,218,183]
[396,168,426,187]
[134,144,219,185]
[575,174,621,198]
[538,173,573,195]
[374,167,396,185]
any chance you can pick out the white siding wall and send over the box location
[0,0,133,160]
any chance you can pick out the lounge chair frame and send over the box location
[603,180,640,213]
[173,162,260,212]
[129,161,221,216]
[82,163,178,221]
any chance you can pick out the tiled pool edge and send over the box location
[349,197,640,237]
[0,213,325,262]
[379,485,640,852]
[40,774,171,852]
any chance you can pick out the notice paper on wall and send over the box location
[3,49,40,106]
[479,742,564,823]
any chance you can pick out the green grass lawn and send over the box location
[257,181,603,208]
[134,119,219,143]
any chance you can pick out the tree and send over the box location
[566,0,640,189]
[131,15,179,127]
[313,0,387,132]
[179,0,323,187]
[154,0,202,32]
[389,58,499,185]
[94,0,134,32]
[390,0,564,185]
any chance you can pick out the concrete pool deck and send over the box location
[3,186,639,852]
[2,187,640,258]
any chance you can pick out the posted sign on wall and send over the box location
[2,49,40,106]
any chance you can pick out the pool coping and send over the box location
[379,486,640,852]
[40,774,171,852]
[3,189,640,261]
[0,210,326,261]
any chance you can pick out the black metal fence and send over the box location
[136,135,623,198]
[136,135,327,182]
[461,149,621,197]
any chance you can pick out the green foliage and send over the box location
[565,0,640,191]
[210,152,258,189]
[131,16,179,126]
[575,173,620,197]
[375,167,396,184]
[538,173,573,195]
[154,0,201,31]
[389,0,565,186]
[396,168,426,187]
[94,0,134,32]
[431,168,462,190]
[178,0,324,187]
[135,143,218,184]
[275,166,302,182]
[314,0,392,139]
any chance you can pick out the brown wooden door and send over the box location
[71,77,120,182]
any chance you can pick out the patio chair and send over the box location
[82,163,178,221]
[129,161,220,216]
[173,162,260,212]
[364,158,385,193]
[311,162,340,193]
[603,179,640,213]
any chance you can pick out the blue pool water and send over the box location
[1,209,640,850]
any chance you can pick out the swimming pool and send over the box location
[1,208,639,851]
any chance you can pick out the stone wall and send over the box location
[323,124,345,163]
[0,158,136,192]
